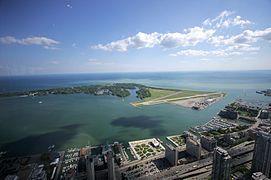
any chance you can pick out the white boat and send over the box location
[20,95,28,97]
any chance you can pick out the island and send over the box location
[0,83,225,110]
[0,83,145,98]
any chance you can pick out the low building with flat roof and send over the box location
[252,172,270,180]
[200,135,217,152]
[218,109,238,120]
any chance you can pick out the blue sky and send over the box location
[0,0,271,75]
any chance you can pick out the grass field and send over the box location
[143,88,177,101]
[159,90,211,100]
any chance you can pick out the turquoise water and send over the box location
[0,71,270,156]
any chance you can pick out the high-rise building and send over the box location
[251,131,271,178]
[186,137,201,160]
[77,156,87,179]
[107,150,116,180]
[200,135,217,152]
[165,144,178,166]
[212,147,231,180]
[86,156,95,180]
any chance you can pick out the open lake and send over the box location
[0,71,270,156]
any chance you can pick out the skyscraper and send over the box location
[212,147,231,180]
[107,150,116,180]
[251,131,271,178]
[86,156,95,180]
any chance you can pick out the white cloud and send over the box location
[66,4,72,8]
[209,28,271,46]
[203,10,251,29]
[232,16,252,27]
[0,36,18,44]
[160,27,215,48]
[213,10,234,22]
[226,44,260,51]
[202,19,212,26]
[252,28,271,40]
[213,10,234,28]
[20,36,59,46]
[170,49,243,57]
[92,28,215,51]
[91,9,269,58]
[170,43,259,58]
[171,49,210,57]
[92,32,161,52]
[208,36,228,46]
[0,36,59,49]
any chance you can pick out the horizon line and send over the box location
[1,69,271,77]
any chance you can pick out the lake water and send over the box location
[0,71,270,156]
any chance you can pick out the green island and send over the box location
[0,83,225,108]
[0,83,148,98]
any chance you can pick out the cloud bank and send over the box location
[91,10,271,58]
[92,27,215,51]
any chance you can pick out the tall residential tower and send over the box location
[212,147,231,180]
[251,131,271,178]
